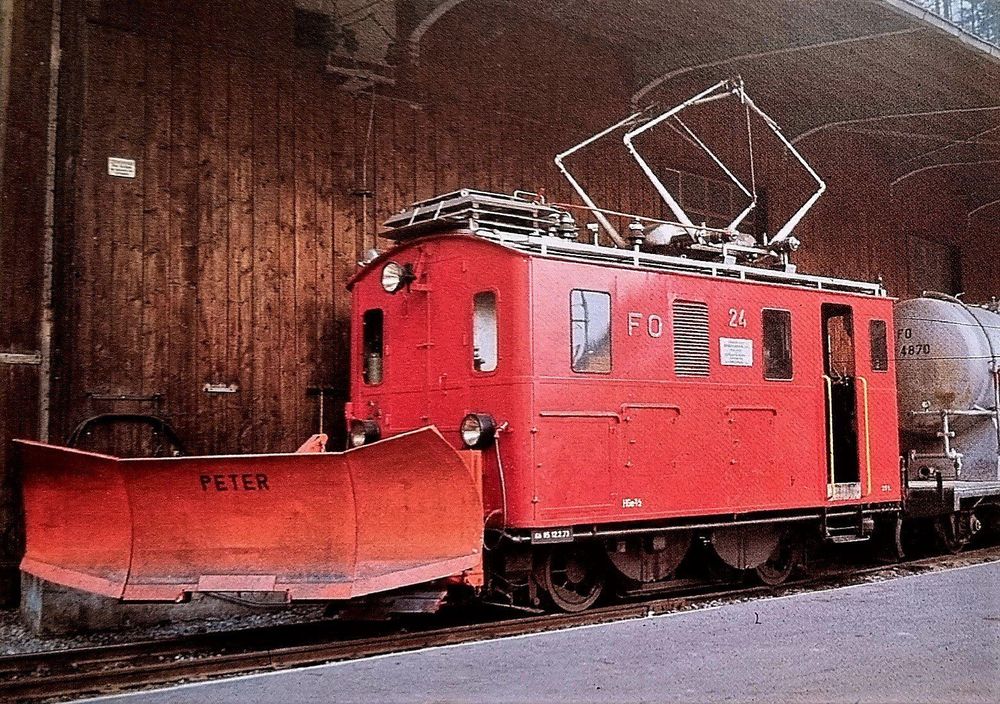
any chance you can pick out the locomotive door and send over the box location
[391,285,431,425]
[821,304,862,500]
[424,276,471,430]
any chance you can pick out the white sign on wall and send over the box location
[720,337,754,367]
[107,157,136,179]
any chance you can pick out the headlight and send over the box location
[349,420,380,448]
[381,262,413,293]
[460,413,497,449]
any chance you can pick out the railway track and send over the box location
[2,546,998,703]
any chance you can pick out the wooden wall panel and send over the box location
[250,63,284,451]
[229,54,256,449]
[165,39,200,448]
[0,0,53,604]
[329,86,358,407]
[58,18,422,455]
[274,65,298,446]
[0,367,38,601]
[0,0,50,351]
[141,40,172,402]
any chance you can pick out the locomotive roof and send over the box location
[374,189,887,298]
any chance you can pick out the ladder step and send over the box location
[828,534,871,544]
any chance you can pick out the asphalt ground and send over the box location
[82,561,1000,704]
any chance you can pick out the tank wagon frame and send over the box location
[896,294,1000,551]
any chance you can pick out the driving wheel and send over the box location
[539,545,606,612]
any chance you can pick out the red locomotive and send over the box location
[336,80,904,610]
[344,188,901,610]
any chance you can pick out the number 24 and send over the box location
[729,308,747,328]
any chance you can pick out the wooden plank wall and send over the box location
[63,27,348,454]
[54,2,647,458]
[964,216,1000,302]
[0,0,53,602]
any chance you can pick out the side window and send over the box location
[870,319,889,372]
[762,309,793,380]
[362,309,383,385]
[570,289,611,373]
[473,291,498,372]
[673,300,710,377]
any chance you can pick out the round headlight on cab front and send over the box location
[349,419,381,448]
[461,413,497,449]
[381,262,406,293]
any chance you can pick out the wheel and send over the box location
[755,539,800,586]
[607,532,691,583]
[711,525,782,571]
[538,545,606,612]
[933,514,969,554]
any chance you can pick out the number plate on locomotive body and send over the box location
[530,528,573,544]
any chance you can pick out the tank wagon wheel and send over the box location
[755,539,801,586]
[538,545,606,612]
[933,514,970,554]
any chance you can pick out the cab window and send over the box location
[870,319,889,372]
[571,289,611,373]
[823,305,856,377]
[362,309,383,385]
[762,309,793,380]
[473,291,498,372]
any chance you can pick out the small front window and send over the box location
[362,309,383,385]
[473,291,498,372]
[823,304,856,377]
[763,309,793,380]
[571,289,611,373]
[870,319,889,372]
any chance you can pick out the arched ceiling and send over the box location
[404,0,1000,220]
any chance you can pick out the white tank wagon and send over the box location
[895,293,1000,550]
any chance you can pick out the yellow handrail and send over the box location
[858,375,873,496]
[823,375,835,499]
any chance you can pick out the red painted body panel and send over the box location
[349,232,902,531]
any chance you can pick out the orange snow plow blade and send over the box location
[14,427,482,601]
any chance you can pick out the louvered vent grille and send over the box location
[673,301,710,377]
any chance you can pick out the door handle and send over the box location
[857,375,873,496]
[822,375,835,498]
